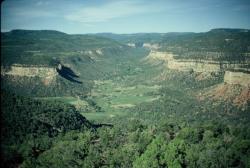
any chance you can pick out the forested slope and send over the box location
[160,29,250,63]
[1,91,93,167]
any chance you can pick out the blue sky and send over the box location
[1,0,250,34]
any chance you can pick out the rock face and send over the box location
[1,64,57,85]
[199,83,250,107]
[146,51,249,73]
[145,51,250,86]
[168,59,221,72]
[96,49,103,55]
[224,71,250,87]
[146,51,221,72]
[143,43,161,50]
[127,43,136,47]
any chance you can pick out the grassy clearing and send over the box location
[83,79,161,121]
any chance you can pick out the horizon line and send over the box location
[1,27,250,35]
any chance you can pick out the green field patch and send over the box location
[111,104,136,108]
[84,79,161,121]
[110,94,154,105]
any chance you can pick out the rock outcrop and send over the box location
[127,43,136,47]
[224,71,250,87]
[199,83,250,108]
[146,51,249,73]
[145,51,250,87]
[145,51,220,72]
[143,43,161,50]
[1,64,57,85]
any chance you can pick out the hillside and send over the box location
[1,91,93,167]
[159,28,250,63]
[1,29,123,66]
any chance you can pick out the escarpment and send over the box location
[1,64,57,85]
[224,71,250,87]
[145,51,250,86]
[146,51,249,72]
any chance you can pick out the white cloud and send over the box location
[65,1,165,23]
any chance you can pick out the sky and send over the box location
[1,0,250,34]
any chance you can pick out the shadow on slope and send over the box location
[56,64,82,84]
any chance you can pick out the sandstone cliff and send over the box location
[145,51,249,72]
[224,71,250,87]
[145,51,250,87]
[1,64,57,85]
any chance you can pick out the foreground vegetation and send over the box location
[2,89,250,168]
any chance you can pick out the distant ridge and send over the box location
[2,28,250,35]
[209,28,250,33]
[2,29,68,38]
[7,29,67,34]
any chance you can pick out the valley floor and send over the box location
[83,79,161,121]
